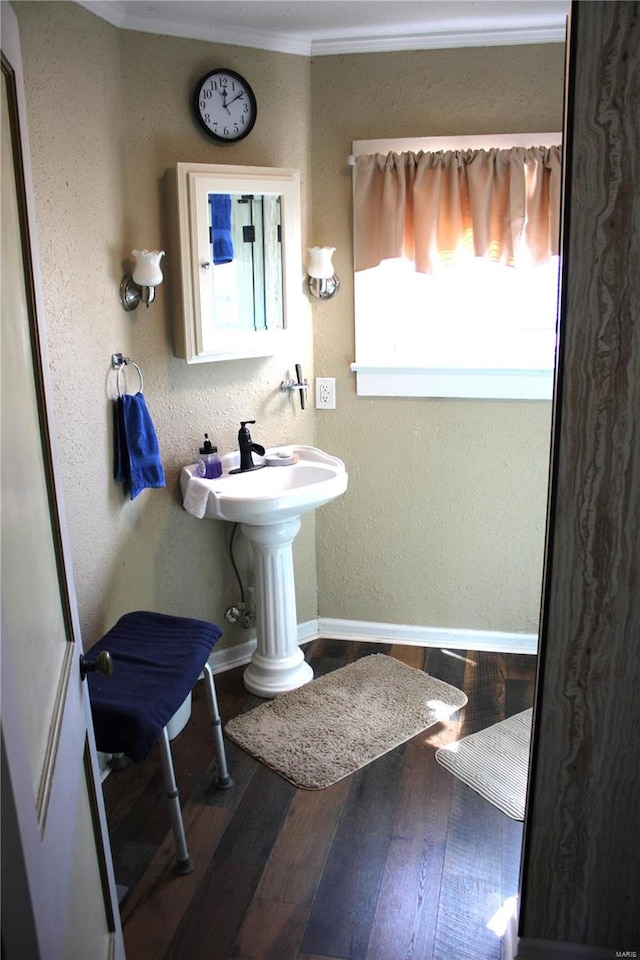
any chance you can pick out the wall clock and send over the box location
[193,69,257,143]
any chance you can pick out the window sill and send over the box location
[350,364,554,400]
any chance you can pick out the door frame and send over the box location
[0,4,123,956]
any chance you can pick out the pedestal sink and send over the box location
[180,446,348,697]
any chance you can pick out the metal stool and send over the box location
[85,610,233,874]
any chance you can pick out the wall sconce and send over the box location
[120,249,165,311]
[307,246,339,300]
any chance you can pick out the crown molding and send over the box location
[77,1,313,55]
[76,1,566,57]
[314,24,566,56]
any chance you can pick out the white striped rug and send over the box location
[435,708,532,820]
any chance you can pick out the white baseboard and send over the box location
[208,636,257,673]
[298,618,321,645]
[515,939,615,959]
[207,618,537,674]
[207,619,320,674]
[317,618,538,655]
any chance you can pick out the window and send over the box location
[351,134,562,400]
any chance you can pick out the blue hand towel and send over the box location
[210,193,234,265]
[114,393,166,500]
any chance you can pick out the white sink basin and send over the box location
[180,445,348,526]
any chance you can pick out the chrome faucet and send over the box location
[230,420,265,474]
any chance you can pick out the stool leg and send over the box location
[158,727,194,875]
[202,662,234,789]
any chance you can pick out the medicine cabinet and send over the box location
[169,162,302,363]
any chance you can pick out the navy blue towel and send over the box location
[210,193,234,264]
[114,393,165,500]
[87,611,223,762]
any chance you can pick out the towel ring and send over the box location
[112,353,144,397]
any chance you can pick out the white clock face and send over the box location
[194,70,257,143]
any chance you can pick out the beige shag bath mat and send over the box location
[435,708,532,820]
[224,653,468,789]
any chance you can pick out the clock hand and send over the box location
[226,92,245,107]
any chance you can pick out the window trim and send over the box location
[349,364,554,400]
[351,133,561,401]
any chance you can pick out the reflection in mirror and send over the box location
[204,192,283,346]
[169,163,301,364]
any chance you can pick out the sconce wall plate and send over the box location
[308,275,340,300]
[120,276,157,311]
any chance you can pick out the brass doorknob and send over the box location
[80,650,113,680]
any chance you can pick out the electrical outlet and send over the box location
[315,377,336,409]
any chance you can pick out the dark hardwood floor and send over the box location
[102,639,536,960]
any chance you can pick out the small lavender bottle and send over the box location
[197,434,222,479]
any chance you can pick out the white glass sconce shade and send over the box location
[132,249,164,286]
[307,246,339,299]
[121,249,165,311]
[308,246,335,279]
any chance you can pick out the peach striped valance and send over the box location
[353,146,562,274]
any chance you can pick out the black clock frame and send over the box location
[192,68,257,144]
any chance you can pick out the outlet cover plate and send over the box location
[316,377,336,409]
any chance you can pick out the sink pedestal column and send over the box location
[241,517,313,697]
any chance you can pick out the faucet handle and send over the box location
[295,364,306,410]
[240,420,256,429]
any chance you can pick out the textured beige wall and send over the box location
[311,45,565,632]
[14,0,566,648]
[13,2,314,649]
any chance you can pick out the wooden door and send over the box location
[0,7,124,958]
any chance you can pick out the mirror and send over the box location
[203,192,283,336]
[169,163,302,363]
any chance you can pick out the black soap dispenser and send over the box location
[197,434,222,479]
